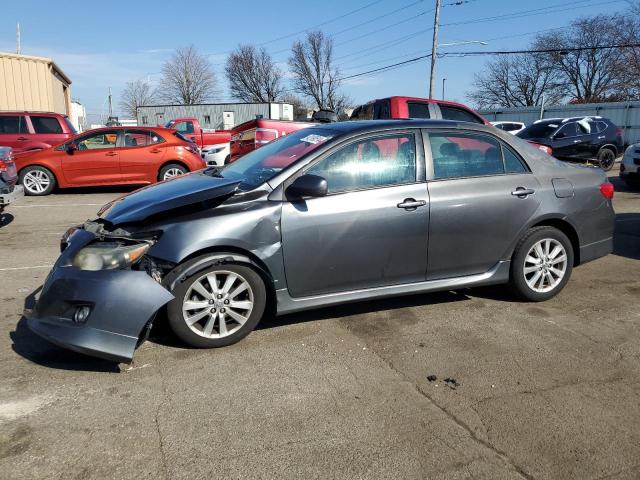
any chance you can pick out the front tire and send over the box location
[509,226,574,302]
[158,163,188,181]
[167,263,267,348]
[19,165,56,196]
[597,148,616,171]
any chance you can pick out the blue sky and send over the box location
[0,0,631,121]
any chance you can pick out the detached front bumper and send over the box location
[26,228,174,363]
[0,184,24,206]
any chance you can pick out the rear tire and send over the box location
[158,163,188,181]
[167,263,267,348]
[597,148,616,171]
[509,226,574,302]
[19,165,56,196]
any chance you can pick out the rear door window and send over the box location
[407,102,431,119]
[0,116,28,134]
[30,116,63,134]
[439,105,483,124]
[429,132,504,179]
[123,129,164,147]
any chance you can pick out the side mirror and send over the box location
[66,143,77,154]
[286,174,328,199]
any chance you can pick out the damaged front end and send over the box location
[27,222,174,363]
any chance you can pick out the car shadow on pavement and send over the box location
[614,213,640,260]
[0,212,14,228]
[10,287,120,372]
[54,185,141,196]
[257,290,472,331]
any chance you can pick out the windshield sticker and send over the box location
[301,134,329,144]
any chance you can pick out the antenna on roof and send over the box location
[16,22,21,54]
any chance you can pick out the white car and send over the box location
[620,143,640,188]
[201,143,230,167]
[491,121,525,135]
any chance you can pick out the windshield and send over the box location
[222,128,335,190]
[517,122,558,139]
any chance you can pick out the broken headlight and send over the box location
[72,242,151,271]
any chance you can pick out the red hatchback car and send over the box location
[16,127,205,195]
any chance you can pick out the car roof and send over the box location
[304,118,493,135]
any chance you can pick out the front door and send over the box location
[61,129,121,185]
[281,131,429,298]
[551,122,581,159]
[425,130,542,280]
[0,115,29,152]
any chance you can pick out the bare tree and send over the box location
[225,45,284,102]
[534,15,627,103]
[288,31,345,110]
[158,46,218,104]
[280,93,310,120]
[468,54,564,108]
[119,79,156,118]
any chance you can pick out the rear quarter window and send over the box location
[31,116,63,134]
[439,105,483,124]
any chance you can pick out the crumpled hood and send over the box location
[98,171,241,225]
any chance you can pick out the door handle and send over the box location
[511,187,535,198]
[397,198,427,210]
[150,148,162,153]
[105,152,117,157]
[17,137,28,141]
[597,135,605,139]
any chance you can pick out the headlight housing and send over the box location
[72,242,151,271]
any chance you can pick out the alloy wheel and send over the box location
[23,170,51,194]
[182,270,254,339]
[599,150,615,170]
[163,168,184,180]
[523,238,568,293]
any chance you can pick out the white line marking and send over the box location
[0,265,52,271]
[13,204,103,208]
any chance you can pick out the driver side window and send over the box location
[75,130,118,150]
[306,133,417,194]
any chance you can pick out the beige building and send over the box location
[0,52,72,115]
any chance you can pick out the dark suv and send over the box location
[517,116,622,170]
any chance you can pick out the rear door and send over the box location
[0,115,30,152]
[29,114,69,148]
[425,130,541,279]
[118,129,167,183]
[61,129,121,185]
[281,130,429,297]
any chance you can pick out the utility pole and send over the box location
[108,87,113,118]
[16,22,21,54]
[442,78,446,100]
[429,0,442,99]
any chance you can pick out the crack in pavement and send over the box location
[337,320,534,480]
[151,352,170,480]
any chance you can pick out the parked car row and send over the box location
[0,101,633,197]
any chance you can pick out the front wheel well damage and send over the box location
[160,246,277,318]
[529,218,580,266]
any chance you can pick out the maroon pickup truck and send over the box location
[0,112,77,155]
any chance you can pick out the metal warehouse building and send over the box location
[136,102,294,130]
[0,52,72,115]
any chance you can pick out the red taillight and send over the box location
[0,159,6,173]
[600,182,614,199]
[254,128,278,146]
[616,127,623,137]
[536,144,552,155]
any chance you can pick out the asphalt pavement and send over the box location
[1,171,639,480]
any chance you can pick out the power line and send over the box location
[440,42,640,57]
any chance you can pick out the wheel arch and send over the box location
[529,217,581,266]
[158,160,190,178]
[598,144,618,156]
[18,163,60,186]
[161,246,277,315]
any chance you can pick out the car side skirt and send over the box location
[275,261,511,315]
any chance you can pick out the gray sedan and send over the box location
[27,120,615,362]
